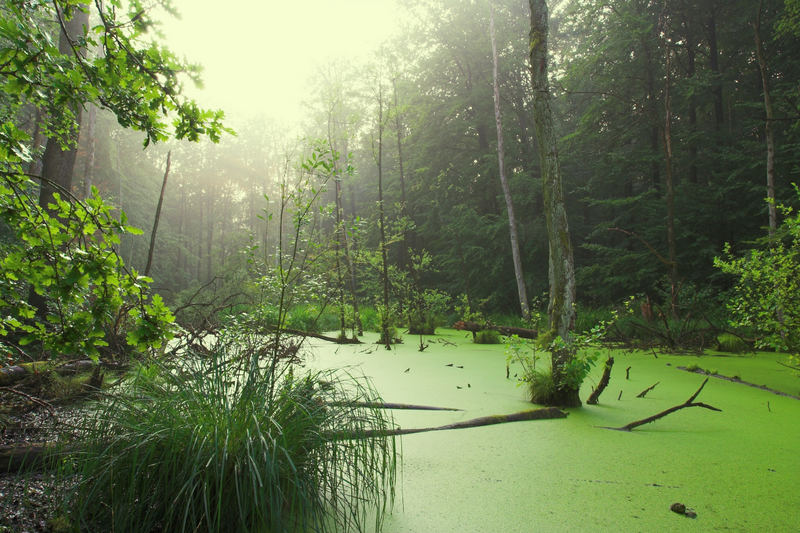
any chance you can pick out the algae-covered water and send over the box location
[305,330,800,532]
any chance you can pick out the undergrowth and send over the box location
[59,333,397,533]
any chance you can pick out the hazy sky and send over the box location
[161,0,404,128]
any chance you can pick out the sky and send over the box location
[161,0,405,129]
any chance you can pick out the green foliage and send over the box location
[358,305,381,333]
[0,1,228,148]
[716,333,750,354]
[0,186,173,359]
[506,311,616,404]
[474,329,502,344]
[454,293,487,324]
[715,190,800,359]
[61,338,397,533]
[0,1,227,360]
[505,335,553,404]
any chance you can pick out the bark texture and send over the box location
[529,0,578,407]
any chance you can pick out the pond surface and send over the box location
[305,330,800,532]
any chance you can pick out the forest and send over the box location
[1,0,799,531]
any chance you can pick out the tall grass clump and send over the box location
[62,336,397,533]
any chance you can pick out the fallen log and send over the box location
[0,443,55,473]
[0,360,127,387]
[265,326,362,344]
[328,401,462,411]
[333,407,567,439]
[607,378,721,431]
[587,356,614,405]
[453,321,538,339]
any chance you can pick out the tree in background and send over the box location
[489,0,531,321]
[715,187,800,361]
[0,0,226,360]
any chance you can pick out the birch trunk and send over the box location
[490,3,530,321]
[528,0,579,407]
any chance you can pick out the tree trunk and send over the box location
[529,0,579,407]
[375,81,392,350]
[490,3,531,322]
[37,7,89,210]
[753,1,777,237]
[661,20,679,316]
[392,77,410,270]
[206,196,213,280]
[81,104,97,198]
[144,151,171,277]
[707,5,724,131]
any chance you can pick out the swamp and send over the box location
[2,0,800,531]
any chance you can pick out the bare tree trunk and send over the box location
[197,199,203,281]
[375,81,391,350]
[490,2,530,321]
[753,0,777,237]
[529,0,578,407]
[392,77,410,269]
[206,195,213,281]
[144,151,171,277]
[340,139,363,336]
[661,10,679,317]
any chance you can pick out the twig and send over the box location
[0,386,55,416]
[636,381,660,398]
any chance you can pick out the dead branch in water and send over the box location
[607,378,721,431]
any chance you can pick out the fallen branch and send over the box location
[328,401,462,411]
[636,381,660,398]
[0,387,55,414]
[453,321,538,339]
[777,360,800,372]
[678,366,800,401]
[333,407,567,439]
[587,357,614,405]
[607,378,721,431]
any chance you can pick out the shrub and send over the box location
[287,304,322,333]
[359,306,381,333]
[474,329,502,344]
[61,338,397,533]
[715,189,800,361]
[716,333,750,354]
